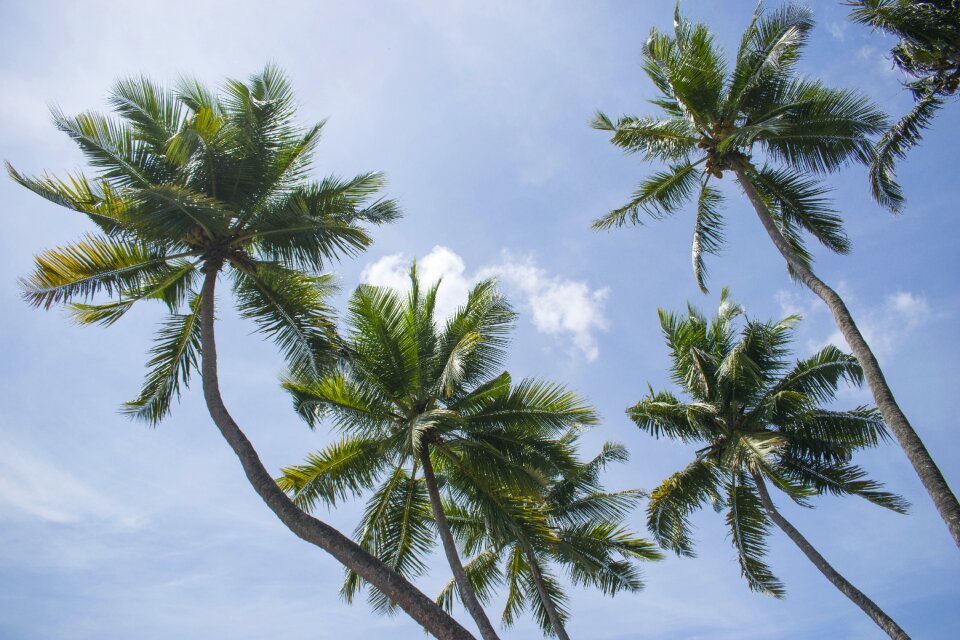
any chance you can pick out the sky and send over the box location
[0,1,958,639]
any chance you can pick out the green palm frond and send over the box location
[232,262,339,377]
[282,371,398,434]
[436,547,504,613]
[592,161,702,230]
[779,459,908,513]
[592,113,698,160]
[439,278,516,389]
[691,181,724,292]
[6,164,129,235]
[748,167,849,254]
[342,466,436,611]
[726,474,784,597]
[20,234,195,309]
[122,293,202,424]
[630,392,718,443]
[462,377,599,436]
[849,0,958,209]
[647,458,722,556]
[277,436,391,510]
[108,76,186,151]
[67,258,199,325]
[869,92,944,211]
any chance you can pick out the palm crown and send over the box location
[438,440,662,637]
[849,0,960,209]
[631,291,907,596]
[10,65,399,424]
[592,3,889,291]
[278,267,598,625]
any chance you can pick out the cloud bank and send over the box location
[361,246,609,360]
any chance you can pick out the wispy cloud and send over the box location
[0,435,141,528]
[827,21,848,42]
[776,288,938,359]
[361,246,609,360]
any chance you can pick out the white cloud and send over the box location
[776,288,936,359]
[827,21,847,41]
[361,246,609,360]
[479,256,609,361]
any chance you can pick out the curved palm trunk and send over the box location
[198,266,476,640]
[522,545,572,640]
[418,448,502,640]
[733,163,960,550]
[751,472,910,640]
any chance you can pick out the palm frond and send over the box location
[646,458,722,556]
[232,261,339,378]
[122,293,202,424]
[726,474,784,597]
[277,436,390,510]
[592,161,702,230]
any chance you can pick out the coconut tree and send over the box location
[436,439,663,640]
[591,2,960,549]
[631,291,910,639]
[848,0,960,209]
[10,67,478,640]
[277,267,599,640]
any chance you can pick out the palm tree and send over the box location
[591,2,960,549]
[848,0,960,209]
[277,266,599,640]
[10,67,477,640]
[631,291,911,639]
[437,439,663,640]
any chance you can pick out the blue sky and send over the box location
[1,1,958,638]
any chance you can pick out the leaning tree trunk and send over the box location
[418,448,502,640]
[751,472,910,640]
[522,545,572,640]
[734,163,960,550]
[198,265,476,640]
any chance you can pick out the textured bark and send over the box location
[733,163,960,550]
[523,545,572,640]
[752,473,911,640]
[418,448,502,640]
[198,266,476,640]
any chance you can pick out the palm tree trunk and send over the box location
[418,447,502,640]
[198,265,476,640]
[733,163,960,550]
[751,472,910,640]
[522,545,572,640]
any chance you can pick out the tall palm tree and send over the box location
[631,291,911,639]
[848,0,960,209]
[437,439,663,640]
[277,266,599,640]
[591,2,960,549]
[10,67,477,640]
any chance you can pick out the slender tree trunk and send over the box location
[198,265,476,640]
[733,163,960,550]
[522,545,572,640]
[418,448,502,640]
[751,472,910,640]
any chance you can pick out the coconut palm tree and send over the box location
[591,2,960,549]
[277,266,599,640]
[631,291,911,639]
[436,439,663,640]
[10,67,477,640]
[848,0,960,209]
